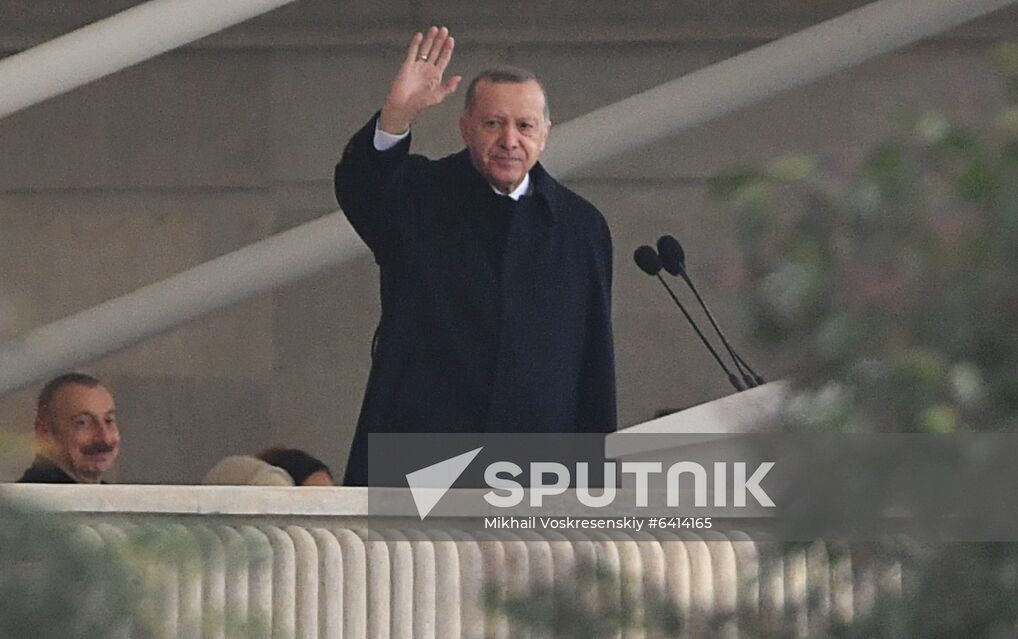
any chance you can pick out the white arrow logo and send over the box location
[405,446,484,520]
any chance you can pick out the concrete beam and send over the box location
[0,0,297,120]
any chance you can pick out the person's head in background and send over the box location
[256,447,334,486]
[31,372,119,483]
[201,455,294,486]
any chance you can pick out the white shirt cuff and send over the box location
[373,123,409,151]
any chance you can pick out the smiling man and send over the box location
[19,372,120,484]
[457,69,549,195]
[335,27,616,485]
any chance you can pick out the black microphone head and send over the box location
[633,245,662,276]
[656,234,686,276]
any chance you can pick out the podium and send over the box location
[595,381,787,514]
[605,380,788,462]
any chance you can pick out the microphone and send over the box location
[656,235,765,387]
[633,245,663,276]
[633,246,745,392]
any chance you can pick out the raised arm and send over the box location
[378,26,462,134]
[335,27,461,264]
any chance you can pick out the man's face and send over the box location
[37,384,119,483]
[459,79,550,194]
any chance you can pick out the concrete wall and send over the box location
[1,1,1015,482]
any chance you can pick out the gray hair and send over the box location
[464,66,550,121]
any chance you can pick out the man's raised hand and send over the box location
[379,26,462,135]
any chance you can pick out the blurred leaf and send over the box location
[769,153,817,182]
[920,404,960,432]
[863,143,907,197]
[914,112,952,146]
[952,153,1001,204]
[706,166,767,199]
[817,314,862,360]
[989,106,1018,136]
[990,43,1018,76]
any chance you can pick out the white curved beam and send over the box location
[0,0,297,120]
[0,213,363,391]
[542,0,1018,171]
[1,0,1014,394]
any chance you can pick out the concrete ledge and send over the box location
[0,483,369,515]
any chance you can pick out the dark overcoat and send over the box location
[18,455,77,483]
[335,116,616,485]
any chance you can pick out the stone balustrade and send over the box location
[0,484,901,638]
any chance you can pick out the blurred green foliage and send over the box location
[0,495,272,639]
[494,44,1018,639]
[0,497,140,639]
[485,558,684,638]
[708,51,1018,433]
[839,542,1018,639]
[703,43,1018,638]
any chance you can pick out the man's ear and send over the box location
[459,114,469,144]
[539,119,551,152]
[34,417,53,440]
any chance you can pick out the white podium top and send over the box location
[606,381,788,459]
